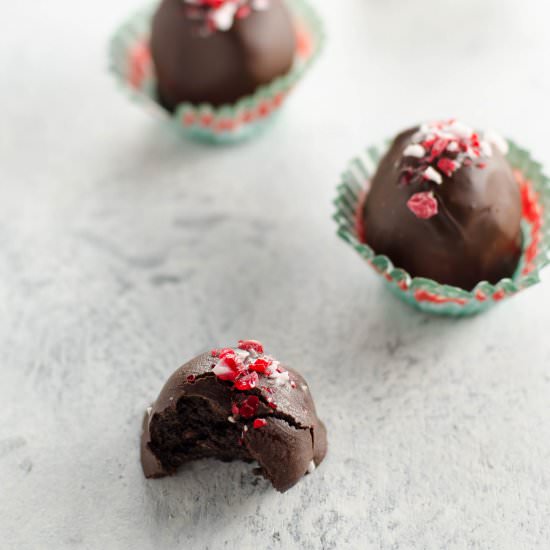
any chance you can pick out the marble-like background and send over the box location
[1,0,550,548]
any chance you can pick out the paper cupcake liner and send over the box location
[109,0,324,144]
[334,139,550,316]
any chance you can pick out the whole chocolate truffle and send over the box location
[150,0,296,111]
[362,120,522,290]
[141,340,327,493]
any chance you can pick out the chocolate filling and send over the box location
[148,397,251,473]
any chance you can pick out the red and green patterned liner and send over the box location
[109,0,324,144]
[334,139,550,316]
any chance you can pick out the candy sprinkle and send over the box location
[210,341,296,432]
[398,119,505,220]
[234,372,259,391]
[407,192,439,220]
[238,340,264,354]
[235,395,260,418]
[183,0,270,32]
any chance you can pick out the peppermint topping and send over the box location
[212,355,243,381]
[484,130,509,156]
[209,341,298,440]
[400,119,508,219]
[249,357,272,374]
[234,371,259,391]
[407,192,439,220]
[232,395,260,418]
[400,119,494,189]
[422,166,443,185]
[183,0,270,32]
[210,342,292,391]
[238,340,264,354]
[403,144,426,158]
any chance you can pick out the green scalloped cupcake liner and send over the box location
[109,0,324,144]
[334,139,550,316]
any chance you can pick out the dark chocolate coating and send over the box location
[362,128,523,290]
[150,0,296,110]
[141,351,327,493]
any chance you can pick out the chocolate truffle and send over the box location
[141,340,327,492]
[150,0,296,111]
[362,120,522,290]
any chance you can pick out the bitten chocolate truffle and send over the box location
[141,340,327,493]
[150,0,296,111]
[362,120,523,290]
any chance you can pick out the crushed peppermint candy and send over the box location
[403,144,426,158]
[209,341,299,440]
[407,192,439,220]
[234,371,259,391]
[183,0,270,32]
[249,357,272,374]
[422,166,443,185]
[232,395,260,418]
[399,119,508,219]
[210,341,292,391]
[238,339,264,354]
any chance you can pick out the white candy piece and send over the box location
[273,371,290,386]
[252,0,270,9]
[480,140,493,158]
[484,130,509,156]
[446,141,459,152]
[211,2,239,31]
[307,460,316,474]
[235,349,250,360]
[423,166,443,184]
[447,121,473,139]
[403,144,426,158]
[212,359,234,378]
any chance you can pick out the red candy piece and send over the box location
[437,158,457,177]
[199,0,225,7]
[212,353,246,382]
[429,138,449,161]
[238,340,264,354]
[212,358,239,381]
[253,419,268,429]
[407,192,438,220]
[234,372,259,391]
[236,5,251,18]
[237,396,260,418]
[218,348,237,359]
[250,357,272,374]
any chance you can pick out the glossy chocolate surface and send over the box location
[362,126,523,290]
[150,0,296,110]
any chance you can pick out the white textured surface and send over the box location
[1,1,550,548]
